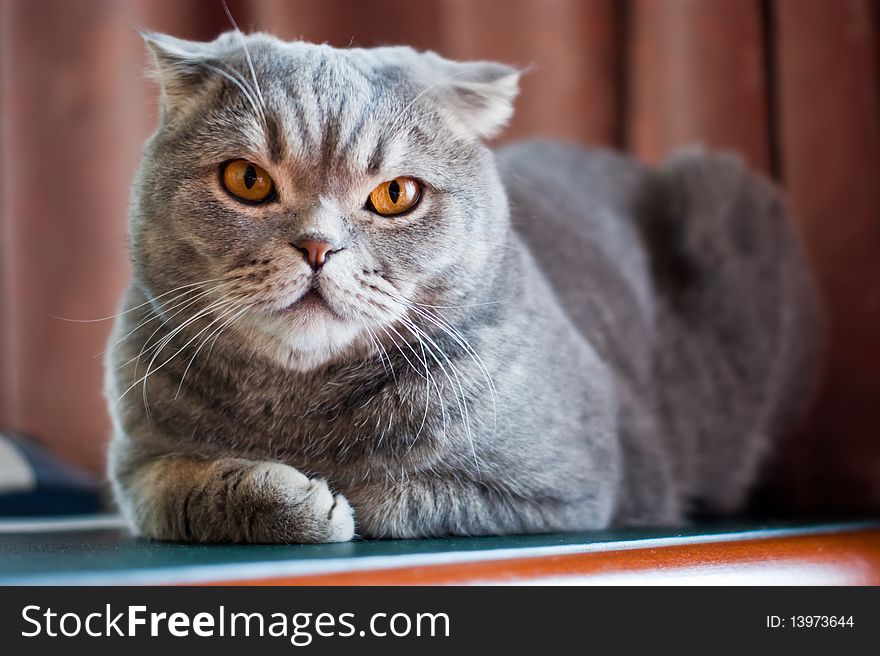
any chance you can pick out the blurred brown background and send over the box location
[0,0,878,513]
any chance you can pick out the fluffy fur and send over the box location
[106,31,822,542]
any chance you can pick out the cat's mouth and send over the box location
[281,288,339,319]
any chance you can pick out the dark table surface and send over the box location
[2,515,878,585]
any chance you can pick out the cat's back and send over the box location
[495,140,651,296]
[495,140,657,365]
[497,139,823,517]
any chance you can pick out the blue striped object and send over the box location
[0,431,103,515]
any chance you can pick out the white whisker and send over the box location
[408,305,498,432]
[396,315,481,476]
[127,284,241,380]
[53,277,232,323]
[222,0,267,117]
[203,62,265,123]
[113,292,245,410]
[174,300,254,399]
[105,280,239,361]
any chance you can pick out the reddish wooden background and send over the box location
[0,0,878,513]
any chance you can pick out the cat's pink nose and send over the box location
[293,239,340,270]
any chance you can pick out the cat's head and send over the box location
[132,31,519,371]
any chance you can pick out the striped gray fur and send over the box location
[106,32,822,542]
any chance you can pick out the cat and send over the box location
[106,30,822,543]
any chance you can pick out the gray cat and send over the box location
[106,31,822,543]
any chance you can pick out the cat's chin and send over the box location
[241,306,363,372]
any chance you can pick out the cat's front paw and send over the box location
[247,462,355,544]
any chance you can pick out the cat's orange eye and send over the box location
[367,177,421,216]
[221,159,275,203]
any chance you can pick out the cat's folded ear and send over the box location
[141,32,216,117]
[419,52,521,141]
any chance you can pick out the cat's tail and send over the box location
[637,148,825,515]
